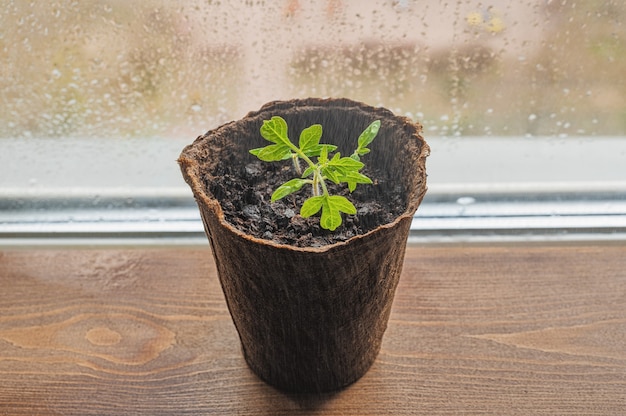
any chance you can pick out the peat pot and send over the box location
[178,98,429,392]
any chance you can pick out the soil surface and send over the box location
[204,159,406,247]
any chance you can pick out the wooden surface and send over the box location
[1,243,625,415]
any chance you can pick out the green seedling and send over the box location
[250,116,380,231]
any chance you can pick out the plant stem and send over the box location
[284,143,323,196]
[281,138,331,198]
[311,167,329,197]
[284,142,316,172]
[312,169,321,196]
[291,154,302,175]
[319,174,329,196]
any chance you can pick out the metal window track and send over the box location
[1,191,625,246]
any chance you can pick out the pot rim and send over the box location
[179,97,430,253]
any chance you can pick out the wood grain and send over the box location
[0,243,625,415]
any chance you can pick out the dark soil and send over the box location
[204,159,406,247]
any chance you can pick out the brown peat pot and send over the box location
[178,98,429,392]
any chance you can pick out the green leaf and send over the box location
[250,144,291,161]
[299,124,322,153]
[302,144,338,158]
[323,155,364,179]
[260,116,289,145]
[301,165,316,178]
[328,155,364,171]
[322,166,341,184]
[300,196,324,218]
[318,145,329,164]
[338,171,373,192]
[322,154,366,186]
[358,120,380,149]
[352,119,380,160]
[271,178,309,202]
[302,195,356,231]
[338,170,372,184]
[320,195,356,231]
[328,195,357,214]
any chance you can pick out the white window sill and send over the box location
[1,136,625,246]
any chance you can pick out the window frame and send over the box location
[2,136,625,246]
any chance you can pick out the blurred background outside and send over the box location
[2,0,624,140]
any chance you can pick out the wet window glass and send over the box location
[2,0,624,139]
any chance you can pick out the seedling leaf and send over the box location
[322,155,365,185]
[271,178,309,202]
[299,124,322,154]
[250,143,291,161]
[339,171,373,192]
[301,165,316,178]
[318,145,329,164]
[323,166,341,184]
[328,155,364,172]
[302,144,338,157]
[358,120,380,149]
[320,195,356,231]
[300,196,324,217]
[352,120,380,160]
[260,116,289,144]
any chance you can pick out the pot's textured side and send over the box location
[197,198,413,392]
[179,98,429,392]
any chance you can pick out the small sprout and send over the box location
[250,116,380,231]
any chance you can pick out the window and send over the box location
[1,1,625,245]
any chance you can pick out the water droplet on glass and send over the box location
[456,196,476,206]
